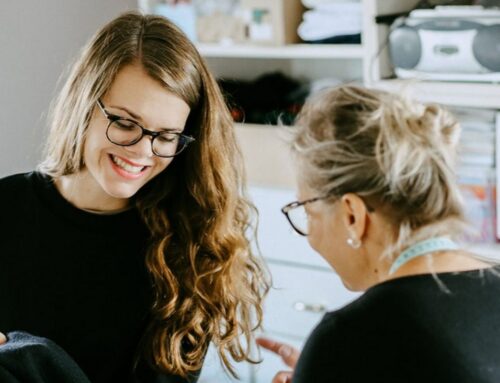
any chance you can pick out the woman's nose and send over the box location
[125,135,154,158]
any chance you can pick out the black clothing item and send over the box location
[0,331,90,383]
[0,172,197,383]
[219,72,308,125]
[307,33,361,44]
[293,267,500,383]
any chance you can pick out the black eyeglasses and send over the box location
[96,99,195,158]
[281,195,375,236]
[281,196,329,236]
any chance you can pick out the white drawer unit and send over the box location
[263,263,360,339]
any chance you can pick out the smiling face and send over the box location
[80,63,191,209]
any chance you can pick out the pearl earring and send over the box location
[347,237,361,249]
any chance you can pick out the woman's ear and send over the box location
[339,193,369,242]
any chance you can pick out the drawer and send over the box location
[263,263,360,339]
[249,186,331,269]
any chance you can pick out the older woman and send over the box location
[258,85,499,383]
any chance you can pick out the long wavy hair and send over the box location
[39,11,269,378]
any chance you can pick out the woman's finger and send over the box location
[272,370,293,383]
[256,337,300,368]
[0,332,7,345]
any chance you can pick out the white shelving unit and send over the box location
[140,3,373,81]
[140,0,418,81]
[364,4,500,110]
[371,79,500,110]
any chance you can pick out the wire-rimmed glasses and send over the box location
[281,194,375,236]
[281,196,329,236]
[96,99,195,158]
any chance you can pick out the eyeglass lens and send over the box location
[107,119,187,157]
[287,205,309,235]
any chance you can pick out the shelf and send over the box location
[370,80,500,109]
[197,43,365,60]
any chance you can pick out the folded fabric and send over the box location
[309,2,362,13]
[299,22,361,41]
[0,332,90,383]
[299,24,361,40]
[302,0,360,10]
[302,5,362,18]
[302,9,361,28]
[299,8,362,40]
[305,33,361,44]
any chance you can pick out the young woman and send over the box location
[258,85,500,383]
[0,12,268,383]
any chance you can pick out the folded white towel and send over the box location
[298,9,362,41]
[298,23,361,40]
[315,2,361,13]
[303,9,362,26]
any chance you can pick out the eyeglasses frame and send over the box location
[281,196,329,236]
[96,99,195,158]
[281,195,375,236]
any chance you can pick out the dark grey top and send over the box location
[293,266,500,383]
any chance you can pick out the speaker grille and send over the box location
[473,24,500,72]
[389,26,421,70]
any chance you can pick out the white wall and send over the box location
[0,1,137,177]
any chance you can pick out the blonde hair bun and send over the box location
[291,85,467,253]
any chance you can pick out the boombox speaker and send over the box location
[389,6,500,82]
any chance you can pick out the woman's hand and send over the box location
[256,337,300,383]
[0,332,7,345]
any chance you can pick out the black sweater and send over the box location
[0,331,91,382]
[293,267,500,383]
[0,172,195,383]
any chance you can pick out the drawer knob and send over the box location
[293,301,327,313]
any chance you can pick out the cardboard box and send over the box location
[240,0,304,45]
[196,14,246,44]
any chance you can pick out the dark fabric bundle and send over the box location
[0,332,90,383]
